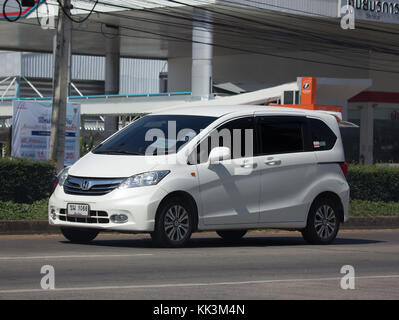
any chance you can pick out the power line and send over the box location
[11,17,395,74]
[8,0,399,74]
[56,0,98,23]
[32,0,399,56]
[2,0,22,22]
[65,4,399,74]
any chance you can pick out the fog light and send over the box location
[50,207,57,220]
[110,214,128,224]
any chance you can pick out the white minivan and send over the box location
[49,105,350,247]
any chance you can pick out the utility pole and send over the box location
[49,0,72,173]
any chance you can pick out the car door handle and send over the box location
[265,159,281,166]
[240,160,255,168]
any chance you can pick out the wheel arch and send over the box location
[308,191,345,223]
[156,191,199,231]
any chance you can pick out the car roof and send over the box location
[152,104,333,119]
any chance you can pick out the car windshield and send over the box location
[92,115,216,156]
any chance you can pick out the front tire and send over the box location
[61,227,99,243]
[216,229,247,242]
[151,196,195,247]
[301,197,340,245]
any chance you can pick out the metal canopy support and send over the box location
[1,77,16,98]
[70,82,83,97]
[359,104,375,165]
[191,9,213,100]
[22,76,43,97]
[103,25,121,138]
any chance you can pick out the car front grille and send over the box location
[59,209,110,224]
[63,176,125,196]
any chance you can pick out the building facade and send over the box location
[1,0,399,163]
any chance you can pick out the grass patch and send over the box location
[0,199,398,220]
[0,199,48,220]
[349,200,399,217]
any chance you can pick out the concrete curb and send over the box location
[1,217,399,235]
[0,220,60,235]
[342,216,399,229]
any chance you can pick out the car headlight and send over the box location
[119,170,170,189]
[57,167,70,187]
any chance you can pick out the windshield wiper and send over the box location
[93,150,143,155]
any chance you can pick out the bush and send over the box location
[348,164,399,202]
[349,200,399,217]
[0,158,56,203]
[0,199,48,220]
[80,135,95,157]
[0,198,397,221]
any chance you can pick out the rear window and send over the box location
[258,119,304,155]
[309,118,337,151]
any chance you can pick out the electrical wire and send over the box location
[42,0,399,56]
[11,10,399,74]
[2,0,22,22]
[90,0,399,56]
[55,0,98,23]
[35,0,50,27]
[64,1,399,71]
[7,0,399,74]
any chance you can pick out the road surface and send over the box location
[0,229,398,299]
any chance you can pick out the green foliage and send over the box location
[0,158,56,203]
[348,164,399,202]
[4,140,11,157]
[80,135,95,157]
[0,199,48,220]
[0,198,397,221]
[349,200,399,217]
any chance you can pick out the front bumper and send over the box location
[48,184,168,232]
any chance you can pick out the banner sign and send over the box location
[11,101,81,166]
[340,0,399,24]
[300,77,317,105]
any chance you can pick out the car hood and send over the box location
[68,152,159,178]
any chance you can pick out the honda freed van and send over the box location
[49,105,349,247]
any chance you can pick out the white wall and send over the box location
[0,52,21,77]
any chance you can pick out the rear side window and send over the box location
[309,118,337,151]
[257,117,305,155]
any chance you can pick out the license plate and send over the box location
[67,203,89,217]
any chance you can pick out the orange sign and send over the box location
[301,77,316,105]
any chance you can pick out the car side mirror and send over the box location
[208,147,231,168]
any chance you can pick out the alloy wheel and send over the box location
[164,205,190,242]
[314,205,337,240]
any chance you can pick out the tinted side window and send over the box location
[194,117,255,163]
[258,118,304,155]
[309,118,337,151]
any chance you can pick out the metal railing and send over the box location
[0,91,192,102]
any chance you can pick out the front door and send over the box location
[195,116,261,226]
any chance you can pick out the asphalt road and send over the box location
[0,229,398,300]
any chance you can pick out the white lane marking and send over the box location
[1,274,399,294]
[0,254,152,261]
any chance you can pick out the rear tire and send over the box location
[216,229,247,242]
[61,227,99,243]
[151,196,195,247]
[301,196,340,245]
